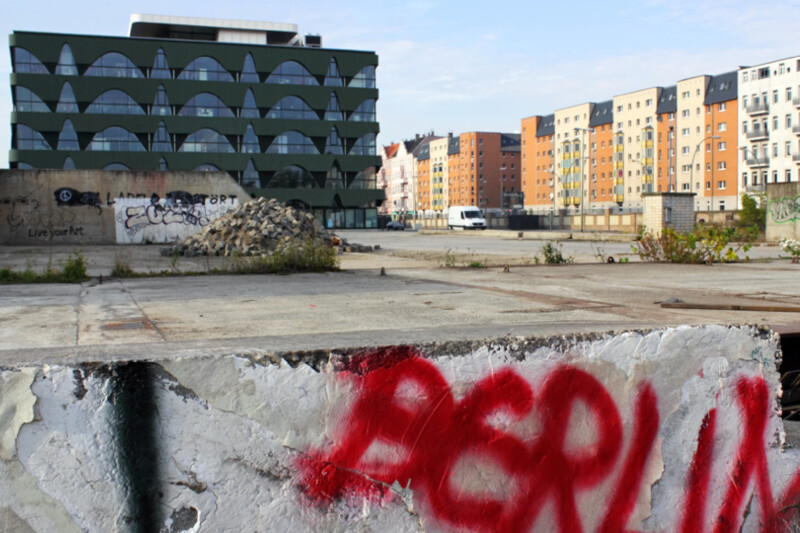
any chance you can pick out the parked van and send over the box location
[448,206,487,230]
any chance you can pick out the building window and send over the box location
[240,53,259,83]
[178,56,234,82]
[324,58,343,87]
[266,95,318,120]
[266,61,318,85]
[179,128,235,153]
[787,141,792,156]
[178,92,235,118]
[151,121,172,152]
[349,99,376,122]
[718,141,726,151]
[86,89,146,115]
[151,49,171,79]
[350,65,376,89]
[788,114,793,128]
[55,44,78,76]
[87,126,145,152]
[56,82,79,113]
[325,93,344,121]
[240,124,260,154]
[14,86,49,112]
[774,90,779,103]
[13,47,48,74]
[266,130,319,154]
[57,119,80,151]
[717,161,726,170]
[241,89,259,118]
[718,122,726,132]
[718,102,726,111]
[324,127,344,155]
[85,52,144,78]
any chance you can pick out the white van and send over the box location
[448,206,487,230]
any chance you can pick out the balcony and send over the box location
[793,125,800,135]
[794,97,800,108]
[746,129,769,141]
[793,154,800,163]
[746,102,769,115]
[745,156,770,168]
[745,183,765,194]
[613,194,625,204]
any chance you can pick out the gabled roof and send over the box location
[417,143,431,161]
[411,134,441,158]
[500,133,521,152]
[383,143,400,159]
[704,71,737,105]
[536,114,555,137]
[589,101,613,127]
[656,86,677,114]
[447,135,460,155]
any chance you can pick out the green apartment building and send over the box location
[9,15,383,227]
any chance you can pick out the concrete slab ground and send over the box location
[1,231,799,365]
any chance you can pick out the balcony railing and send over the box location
[746,102,769,115]
[745,184,765,194]
[745,156,770,168]
[746,129,769,141]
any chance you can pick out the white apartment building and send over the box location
[738,56,800,204]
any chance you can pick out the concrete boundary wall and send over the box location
[2,325,800,531]
[0,169,248,245]
[766,182,800,242]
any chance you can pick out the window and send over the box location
[774,116,779,130]
[57,119,79,151]
[682,128,690,136]
[350,99,376,122]
[179,128,235,153]
[152,85,171,116]
[13,48,48,74]
[266,96,318,120]
[719,102,726,111]
[789,87,794,101]
[240,53,259,83]
[14,86,49,112]
[151,49,171,79]
[325,93,343,121]
[682,109,690,118]
[773,143,779,157]
[55,44,77,76]
[787,141,792,156]
[87,126,145,152]
[56,82,78,113]
[717,161,726,170]
[151,121,172,152]
[718,122,726,132]
[240,124,260,154]
[241,89,259,118]
[350,65,376,88]
[266,131,319,154]
[718,141,726,151]
[86,52,144,78]
[774,90,779,103]
[178,57,233,82]
[324,58,343,87]
[682,146,690,155]
[178,93,234,118]
[324,127,344,155]
[788,114,793,128]
[86,89,146,115]
[265,61,318,85]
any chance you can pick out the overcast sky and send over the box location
[3,0,800,166]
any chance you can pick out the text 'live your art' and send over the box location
[298,347,800,532]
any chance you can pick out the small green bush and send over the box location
[468,260,485,268]
[634,225,755,264]
[61,252,88,282]
[442,248,456,268]
[541,242,573,264]
[737,193,766,232]
[111,258,135,278]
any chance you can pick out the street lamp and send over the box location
[690,135,721,203]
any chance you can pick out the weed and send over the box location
[541,242,573,264]
[229,239,339,274]
[111,258,135,278]
[61,252,88,282]
[634,225,756,264]
[468,260,485,268]
[1,252,88,284]
[591,244,608,263]
[618,257,630,264]
[442,248,456,268]
[170,250,180,272]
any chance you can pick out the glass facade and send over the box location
[10,27,382,223]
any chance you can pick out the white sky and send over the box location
[3,0,800,166]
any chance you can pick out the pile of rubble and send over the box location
[161,197,332,257]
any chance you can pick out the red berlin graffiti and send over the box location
[297,347,800,532]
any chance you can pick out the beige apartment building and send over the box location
[554,103,592,210]
[675,76,711,201]
[611,87,659,208]
[428,136,450,214]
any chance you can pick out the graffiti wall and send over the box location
[0,169,247,245]
[766,182,800,242]
[1,326,800,532]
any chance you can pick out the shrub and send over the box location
[634,225,755,264]
[61,252,88,282]
[737,194,766,231]
[229,239,339,274]
[541,242,573,264]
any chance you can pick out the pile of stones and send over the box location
[161,197,332,257]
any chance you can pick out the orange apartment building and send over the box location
[655,86,677,193]
[521,114,555,211]
[444,132,521,208]
[416,142,432,212]
[588,101,615,207]
[701,72,738,211]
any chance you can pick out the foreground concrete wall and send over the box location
[766,182,800,242]
[2,326,800,532]
[0,169,248,245]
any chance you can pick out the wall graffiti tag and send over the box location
[114,191,238,244]
[297,347,800,532]
[53,188,102,215]
[768,195,800,224]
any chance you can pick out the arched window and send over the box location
[104,163,131,170]
[326,166,344,189]
[151,122,171,151]
[265,165,318,188]
[241,89,259,118]
[86,90,145,115]
[195,164,220,171]
[241,53,259,83]
[152,85,171,116]
[13,48,48,74]
[324,127,344,155]
[16,125,51,150]
[350,133,376,156]
[266,131,319,155]
[85,52,144,78]
[265,61,318,86]
[178,57,234,82]
[55,44,78,75]
[350,65,376,88]
[56,82,79,113]
[151,49,171,79]
[325,92,343,121]
[14,87,49,112]
[243,160,259,186]
[178,93,234,118]
[57,119,80,151]
[324,58,343,87]
[62,157,75,170]
[241,124,260,153]
[87,127,145,152]
[179,129,235,153]
[157,157,169,170]
[349,99,376,122]
[266,96,318,120]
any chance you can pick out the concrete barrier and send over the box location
[0,169,249,245]
[2,325,800,532]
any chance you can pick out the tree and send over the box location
[737,194,766,231]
